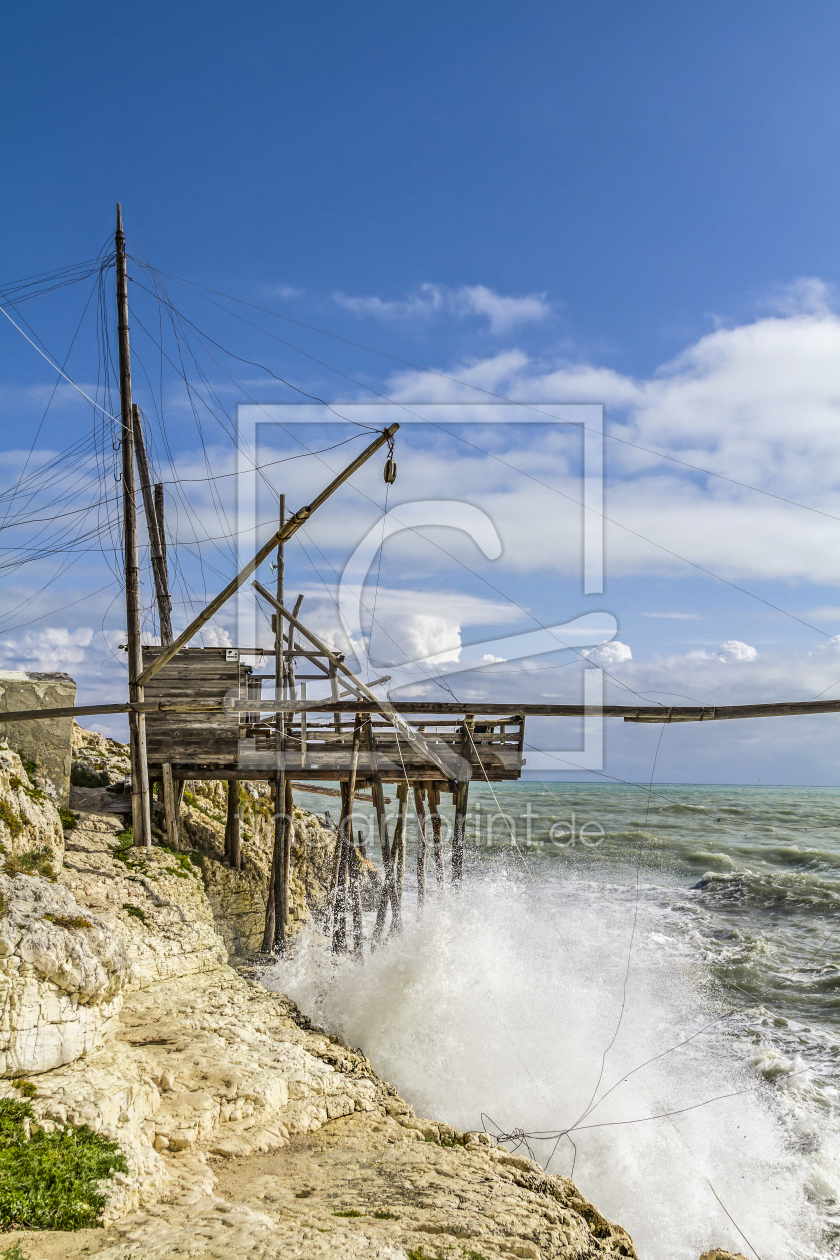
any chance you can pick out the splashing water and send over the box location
[267,863,827,1260]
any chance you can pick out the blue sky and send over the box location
[4,2,840,783]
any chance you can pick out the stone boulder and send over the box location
[0,670,76,804]
[0,742,64,875]
[0,873,129,1075]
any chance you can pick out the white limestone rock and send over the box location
[0,873,128,1076]
[0,743,64,872]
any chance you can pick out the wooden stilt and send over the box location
[452,715,475,886]
[226,780,241,869]
[349,844,364,959]
[332,713,361,954]
[394,781,408,903]
[281,777,293,937]
[264,497,286,953]
[368,720,401,947]
[414,783,427,912]
[331,781,350,953]
[429,782,444,890]
[161,763,178,850]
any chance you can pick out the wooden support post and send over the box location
[115,205,151,848]
[394,781,408,905]
[226,780,241,869]
[332,713,361,954]
[133,405,173,645]
[161,763,178,850]
[452,715,475,886]
[414,783,427,912]
[367,719,401,947]
[143,469,179,848]
[281,777,293,939]
[429,782,444,891]
[349,844,364,959]
[264,497,286,952]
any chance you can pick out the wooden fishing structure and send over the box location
[9,204,840,957]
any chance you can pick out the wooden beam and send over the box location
[14,697,840,724]
[136,425,399,688]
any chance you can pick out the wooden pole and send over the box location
[137,425,399,688]
[226,780,241,869]
[394,781,408,909]
[132,405,173,645]
[332,713,362,953]
[368,719,401,947]
[138,442,179,848]
[280,777,294,942]
[264,497,286,952]
[115,205,151,848]
[414,783,427,912]
[429,782,444,891]
[452,715,474,886]
[17,697,840,724]
[349,843,364,959]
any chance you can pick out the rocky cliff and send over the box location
[0,734,645,1259]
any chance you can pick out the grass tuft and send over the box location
[59,808,78,831]
[42,914,92,930]
[10,1081,36,1100]
[122,903,147,924]
[0,801,24,840]
[3,848,56,882]
[333,1208,363,1217]
[0,1098,128,1230]
[1,1242,29,1259]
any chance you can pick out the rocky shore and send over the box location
[0,731,746,1259]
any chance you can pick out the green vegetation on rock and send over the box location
[0,1098,128,1230]
[122,903,147,924]
[59,808,78,831]
[0,801,24,840]
[3,848,56,881]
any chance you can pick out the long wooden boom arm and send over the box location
[135,424,398,688]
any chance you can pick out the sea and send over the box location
[265,781,840,1260]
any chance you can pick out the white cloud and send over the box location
[334,283,550,334]
[583,641,632,667]
[0,626,95,670]
[382,294,840,583]
[201,623,233,648]
[642,612,701,620]
[718,640,758,663]
[451,285,550,334]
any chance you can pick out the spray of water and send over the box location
[266,870,823,1260]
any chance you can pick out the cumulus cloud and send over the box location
[334,283,550,334]
[0,626,95,670]
[718,640,758,663]
[582,641,633,667]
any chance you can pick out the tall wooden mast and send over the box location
[115,204,151,846]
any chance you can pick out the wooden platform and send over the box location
[141,646,525,787]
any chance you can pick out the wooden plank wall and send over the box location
[142,647,254,767]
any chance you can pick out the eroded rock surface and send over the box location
[0,773,638,1259]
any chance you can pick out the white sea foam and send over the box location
[266,870,825,1259]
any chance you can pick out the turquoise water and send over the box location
[284,781,840,1259]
